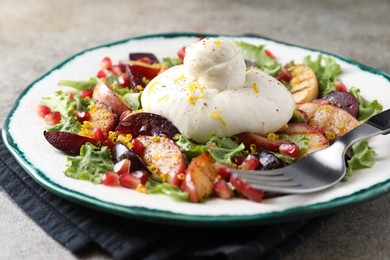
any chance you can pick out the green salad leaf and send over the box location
[349,87,383,122]
[41,90,76,116]
[58,78,97,90]
[145,179,189,201]
[162,57,182,67]
[65,143,114,184]
[235,41,282,76]
[303,54,342,96]
[345,140,376,179]
[175,134,245,165]
[47,114,82,133]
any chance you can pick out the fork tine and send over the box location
[231,172,292,182]
[229,168,286,177]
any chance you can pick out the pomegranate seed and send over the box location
[213,179,232,199]
[213,162,231,180]
[69,92,75,100]
[35,105,51,118]
[102,172,119,186]
[279,142,300,158]
[111,65,123,76]
[132,138,145,156]
[177,46,186,62]
[119,173,140,189]
[230,174,264,202]
[118,75,130,88]
[75,110,91,123]
[114,159,131,176]
[100,57,112,70]
[265,49,276,60]
[335,81,348,92]
[80,89,93,99]
[241,154,260,170]
[97,69,108,78]
[131,170,149,185]
[275,67,292,82]
[93,127,106,142]
[44,111,62,125]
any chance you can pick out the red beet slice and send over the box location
[44,131,99,155]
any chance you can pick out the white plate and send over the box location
[3,33,390,226]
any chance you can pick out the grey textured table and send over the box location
[1,0,389,259]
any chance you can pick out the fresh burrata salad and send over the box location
[36,37,383,203]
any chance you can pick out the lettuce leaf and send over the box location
[58,78,97,90]
[303,54,342,96]
[47,114,82,133]
[162,57,182,67]
[175,134,245,165]
[345,140,376,179]
[65,143,114,184]
[235,41,282,76]
[145,179,189,201]
[349,87,383,122]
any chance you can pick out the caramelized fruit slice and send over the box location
[44,131,99,155]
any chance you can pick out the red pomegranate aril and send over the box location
[279,143,300,158]
[44,111,62,125]
[76,110,91,123]
[102,172,119,186]
[97,69,108,78]
[265,49,276,60]
[80,89,93,99]
[131,170,149,185]
[241,154,260,170]
[69,92,75,100]
[213,162,231,180]
[335,81,348,92]
[101,57,113,70]
[119,173,140,189]
[177,46,186,62]
[131,138,145,156]
[230,174,264,202]
[111,65,123,76]
[118,75,130,88]
[93,127,106,142]
[114,159,131,176]
[213,179,232,199]
[36,105,51,118]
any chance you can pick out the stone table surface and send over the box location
[1,0,389,259]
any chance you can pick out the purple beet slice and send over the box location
[116,112,180,139]
[44,131,99,155]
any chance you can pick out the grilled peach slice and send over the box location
[79,101,117,138]
[278,123,329,155]
[181,152,219,202]
[290,64,319,103]
[92,79,130,116]
[137,135,185,186]
[297,102,359,139]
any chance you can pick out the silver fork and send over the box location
[230,109,390,194]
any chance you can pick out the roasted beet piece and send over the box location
[116,112,180,139]
[111,142,150,173]
[254,149,285,170]
[317,91,359,118]
[129,53,159,64]
[44,131,100,155]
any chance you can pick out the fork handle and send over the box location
[367,108,390,135]
[337,109,390,148]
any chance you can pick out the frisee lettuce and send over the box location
[303,54,342,97]
[65,143,114,184]
[145,179,189,201]
[349,87,383,122]
[58,78,97,90]
[345,140,376,179]
[174,134,245,165]
[235,41,282,76]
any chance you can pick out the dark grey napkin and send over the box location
[0,135,332,259]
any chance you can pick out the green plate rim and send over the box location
[2,32,390,227]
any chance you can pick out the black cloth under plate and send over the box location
[0,135,333,259]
